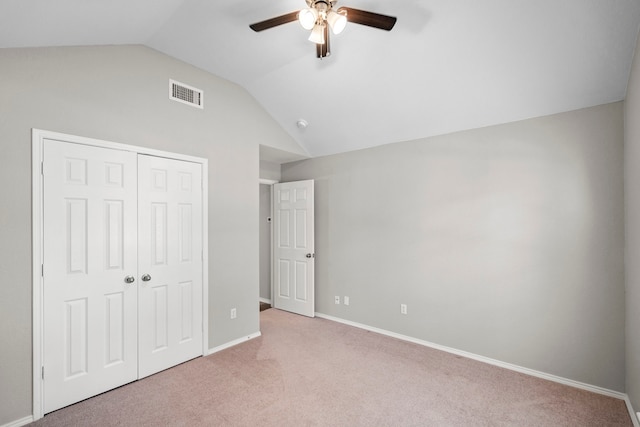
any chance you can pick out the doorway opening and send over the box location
[258,145,310,316]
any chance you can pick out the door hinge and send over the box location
[41,162,44,175]
[41,264,44,277]
[41,366,44,380]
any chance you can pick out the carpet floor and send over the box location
[31,308,633,426]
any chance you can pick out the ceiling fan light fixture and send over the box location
[249,2,397,58]
[308,23,325,44]
[327,10,347,34]
[298,8,317,30]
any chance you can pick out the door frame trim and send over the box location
[32,129,209,420]
[258,179,278,307]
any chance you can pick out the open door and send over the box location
[272,180,315,317]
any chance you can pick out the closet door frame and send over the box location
[31,129,209,421]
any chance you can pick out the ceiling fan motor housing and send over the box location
[306,0,333,21]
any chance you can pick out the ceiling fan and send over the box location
[249,0,397,58]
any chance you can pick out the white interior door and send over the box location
[273,180,315,317]
[137,155,203,378]
[43,140,138,413]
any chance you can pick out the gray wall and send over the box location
[0,45,305,424]
[259,159,281,182]
[259,183,272,301]
[626,31,640,410]
[282,103,625,391]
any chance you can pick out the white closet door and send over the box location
[137,155,203,378]
[43,140,138,413]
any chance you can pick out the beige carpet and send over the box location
[32,308,632,426]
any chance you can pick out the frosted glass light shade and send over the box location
[327,10,347,34]
[298,8,317,30]
[308,24,325,44]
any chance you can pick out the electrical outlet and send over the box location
[344,296,350,306]
[335,296,340,304]
[400,304,407,315]
[230,308,237,319]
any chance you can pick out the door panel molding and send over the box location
[32,129,209,420]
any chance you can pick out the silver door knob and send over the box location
[141,274,151,282]
[124,275,135,284]
[306,253,314,258]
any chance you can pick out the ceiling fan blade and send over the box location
[250,11,299,32]
[316,25,330,58]
[337,7,397,31]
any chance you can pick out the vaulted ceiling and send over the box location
[2,0,640,157]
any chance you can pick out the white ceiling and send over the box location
[2,0,640,158]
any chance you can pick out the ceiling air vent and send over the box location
[169,79,203,109]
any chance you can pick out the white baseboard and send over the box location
[1,415,33,427]
[315,312,635,413]
[625,402,640,427]
[259,297,272,304]
[206,331,261,355]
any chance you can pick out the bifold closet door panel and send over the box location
[137,155,203,379]
[42,140,139,414]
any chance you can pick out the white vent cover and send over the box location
[169,79,203,109]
